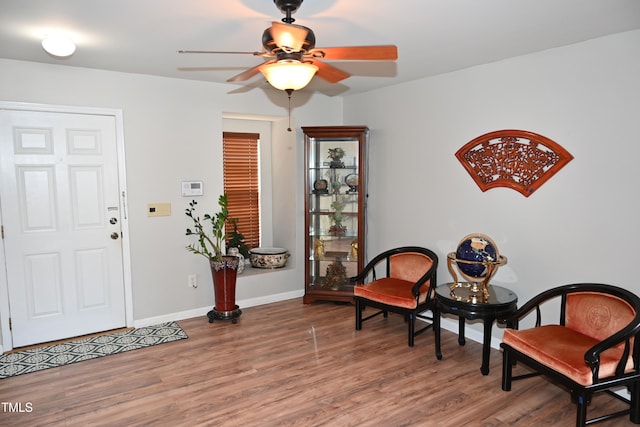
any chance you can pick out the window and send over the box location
[223,132,260,249]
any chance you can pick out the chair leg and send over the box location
[408,313,415,347]
[434,307,442,360]
[355,299,363,331]
[575,393,588,427]
[630,380,640,423]
[501,348,512,391]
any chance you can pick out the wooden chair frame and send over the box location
[351,246,438,347]
[500,283,640,427]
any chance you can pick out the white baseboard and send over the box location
[133,289,304,328]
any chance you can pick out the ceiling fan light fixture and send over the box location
[42,34,76,57]
[261,60,318,91]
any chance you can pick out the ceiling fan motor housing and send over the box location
[274,0,304,23]
[262,26,316,53]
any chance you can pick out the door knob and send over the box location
[110,232,120,240]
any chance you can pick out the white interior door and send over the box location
[0,108,126,347]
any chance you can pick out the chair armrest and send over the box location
[350,251,390,284]
[350,260,381,284]
[584,323,640,370]
[350,271,368,284]
[350,247,439,292]
[409,264,437,298]
[497,290,559,326]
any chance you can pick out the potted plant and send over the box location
[185,195,242,323]
[225,218,249,274]
[226,218,250,257]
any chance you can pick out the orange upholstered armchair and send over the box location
[500,283,640,427]
[351,246,438,347]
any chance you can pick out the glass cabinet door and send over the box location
[302,126,368,304]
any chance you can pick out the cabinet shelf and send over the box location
[303,126,368,304]
[308,281,355,293]
[309,255,358,262]
[308,211,358,216]
[309,165,358,170]
[309,193,359,198]
[309,233,358,239]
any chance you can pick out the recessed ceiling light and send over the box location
[41,34,76,57]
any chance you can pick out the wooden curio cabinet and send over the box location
[302,126,368,304]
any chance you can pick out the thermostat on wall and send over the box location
[181,181,203,196]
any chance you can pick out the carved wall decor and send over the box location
[455,129,573,197]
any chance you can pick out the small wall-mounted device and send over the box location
[147,203,171,217]
[181,181,203,197]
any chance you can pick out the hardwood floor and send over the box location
[0,298,633,426]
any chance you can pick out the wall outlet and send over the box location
[188,274,197,288]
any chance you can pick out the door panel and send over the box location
[0,109,126,347]
[18,166,57,231]
[26,252,62,317]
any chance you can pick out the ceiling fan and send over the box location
[178,0,398,92]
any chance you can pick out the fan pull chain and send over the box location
[286,89,293,132]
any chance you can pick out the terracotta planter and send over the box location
[208,256,242,323]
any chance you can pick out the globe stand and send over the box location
[447,253,507,303]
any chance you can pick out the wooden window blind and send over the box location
[223,132,260,250]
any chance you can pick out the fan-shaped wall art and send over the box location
[455,130,573,197]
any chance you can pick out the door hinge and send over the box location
[1,225,4,239]
[9,317,11,331]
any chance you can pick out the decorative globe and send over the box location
[455,233,499,283]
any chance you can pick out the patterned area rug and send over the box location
[0,321,188,379]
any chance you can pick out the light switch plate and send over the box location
[147,203,171,217]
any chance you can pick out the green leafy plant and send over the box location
[185,195,230,262]
[226,218,250,257]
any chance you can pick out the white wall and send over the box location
[344,30,640,337]
[2,29,639,345]
[0,59,343,327]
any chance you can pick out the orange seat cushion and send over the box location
[354,277,429,309]
[503,325,633,386]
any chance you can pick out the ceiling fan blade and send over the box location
[308,45,398,61]
[227,60,275,83]
[313,60,350,84]
[178,50,272,58]
[270,21,309,52]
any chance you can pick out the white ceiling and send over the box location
[2,0,640,96]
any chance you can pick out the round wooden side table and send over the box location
[434,283,517,375]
